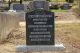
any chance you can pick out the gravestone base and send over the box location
[16,44,65,52]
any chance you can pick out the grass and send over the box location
[50,0,66,2]
[50,9,68,12]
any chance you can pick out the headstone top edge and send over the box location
[26,9,54,14]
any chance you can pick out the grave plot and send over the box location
[0,10,25,43]
[0,20,80,53]
[55,11,80,21]
[0,12,20,43]
[16,0,64,52]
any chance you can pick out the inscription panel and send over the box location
[26,10,54,45]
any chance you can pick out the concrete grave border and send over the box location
[16,44,65,52]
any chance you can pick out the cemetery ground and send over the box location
[0,11,80,53]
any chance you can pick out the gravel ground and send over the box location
[55,23,80,53]
[1,23,80,53]
[55,11,79,21]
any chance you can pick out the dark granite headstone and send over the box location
[26,9,54,45]
[13,4,24,11]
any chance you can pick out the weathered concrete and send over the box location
[0,12,24,43]
[16,44,65,52]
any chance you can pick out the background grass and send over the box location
[50,0,66,2]
[50,9,68,12]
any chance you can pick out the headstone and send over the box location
[25,0,54,45]
[10,3,29,12]
[26,9,54,45]
[16,0,65,52]
[13,4,24,11]
[29,0,49,11]
[63,3,69,10]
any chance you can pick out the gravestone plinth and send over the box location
[16,44,65,52]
